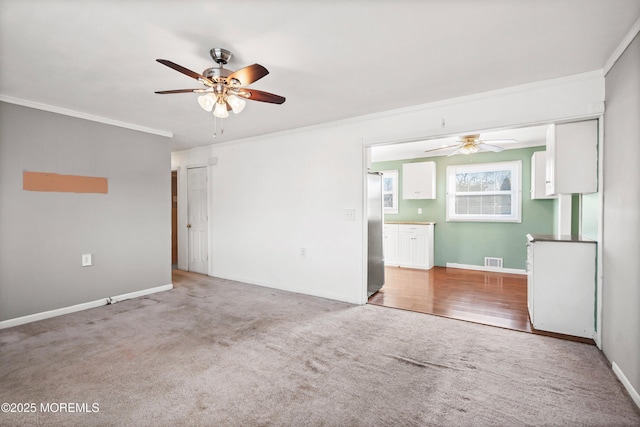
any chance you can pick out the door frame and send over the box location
[171,168,179,267]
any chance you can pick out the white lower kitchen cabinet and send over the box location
[385,223,434,270]
[526,234,596,338]
[383,224,399,266]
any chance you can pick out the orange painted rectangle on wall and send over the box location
[23,171,108,194]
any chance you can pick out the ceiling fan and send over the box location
[424,134,517,157]
[155,47,285,121]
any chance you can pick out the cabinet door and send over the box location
[398,231,413,266]
[383,225,399,265]
[397,225,433,269]
[403,162,436,199]
[531,151,554,200]
[413,233,430,268]
[546,120,598,195]
[529,241,596,338]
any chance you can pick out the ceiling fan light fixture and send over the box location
[197,94,216,112]
[226,94,246,114]
[459,144,479,155]
[213,100,229,119]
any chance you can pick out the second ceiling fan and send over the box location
[425,134,517,156]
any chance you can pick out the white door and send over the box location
[187,167,208,274]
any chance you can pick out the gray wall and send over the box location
[602,33,640,394]
[0,102,171,321]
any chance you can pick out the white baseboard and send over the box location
[446,262,527,275]
[0,283,173,329]
[107,284,173,304]
[612,362,640,409]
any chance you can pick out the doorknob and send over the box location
[186,224,191,228]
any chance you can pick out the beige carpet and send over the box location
[1,272,639,426]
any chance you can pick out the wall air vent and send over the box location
[484,257,503,268]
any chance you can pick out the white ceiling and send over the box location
[1,1,639,152]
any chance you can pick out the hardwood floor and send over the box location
[368,266,594,344]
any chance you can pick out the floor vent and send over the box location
[484,257,503,268]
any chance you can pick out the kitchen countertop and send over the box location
[385,221,436,225]
[526,233,596,243]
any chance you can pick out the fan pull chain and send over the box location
[212,117,225,138]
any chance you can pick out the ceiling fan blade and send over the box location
[156,59,214,87]
[155,89,210,94]
[483,138,517,144]
[227,64,269,87]
[479,143,505,153]
[447,147,465,157]
[424,143,461,153]
[236,89,286,104]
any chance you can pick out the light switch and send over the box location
[82,253,92,267]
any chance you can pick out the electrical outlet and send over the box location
[418,208,422,214]
[82,253,92,267]
[300,248,307,259]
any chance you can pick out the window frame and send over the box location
[445,160,522,223]
[380,170,399,214]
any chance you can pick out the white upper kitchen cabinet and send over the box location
[402,161,436,199]
[530,151,555,200]
[545,120,598,196]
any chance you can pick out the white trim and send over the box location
[445,160,522,223]
[107,284,173,304]
[446,262,526,275]
[0,95,173,138]
[594,115,605,349]
[604,17,640,76]
[360,70,603,126]
[379,170,399,214]
[170,70,604,154]
[612,362,640,409]
[361,143,370,306]
[0,284,173,329]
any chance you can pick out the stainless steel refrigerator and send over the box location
[367,172,385,297]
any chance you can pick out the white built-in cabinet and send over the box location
[526,235,596,338]
[384,223,434,270]
[402,162,436,199]
[545,120,598,196]
[383,224,399,265]
[530,151,555,199]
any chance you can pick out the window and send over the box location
[446,161,521,222]
[380,170,398,214]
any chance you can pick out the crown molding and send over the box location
[0,95,173,138]
[180,70,604,153]
[604,16,640,76]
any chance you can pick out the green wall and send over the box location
[371,146,554,270]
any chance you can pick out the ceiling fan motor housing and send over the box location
[203,67,232,81]
[210,47,232,64]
